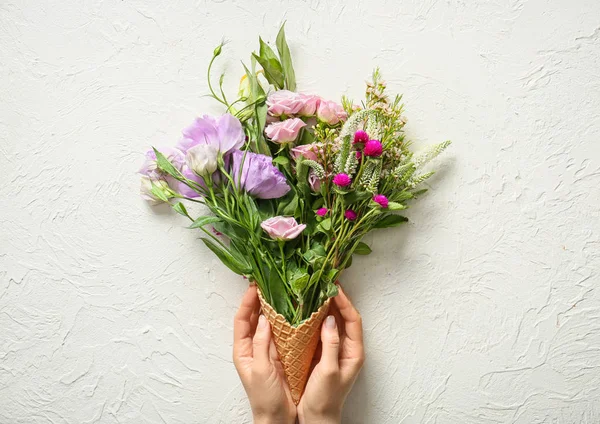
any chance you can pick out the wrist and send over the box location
[297,409,341,424]
[253,414,296,424]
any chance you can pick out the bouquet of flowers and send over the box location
[139,24,450,403]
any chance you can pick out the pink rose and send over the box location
[261,216,307,241]
[308,170,322,192]
[266,90,304,117]
[317,100,347,125]
[290,143,319,162]
[265,118,306,143]
[298,94,321,116]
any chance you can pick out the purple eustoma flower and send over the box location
[138,146,185,192]
[231,150,290,199]
[176,114,245,156]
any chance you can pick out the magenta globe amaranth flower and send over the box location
[344,210,357,221]
[333,173,352,187]
[364,139,383,157]
[353,130,369,144]
[316,207,328,217]
[373,194,389,208]
[261,216,306,241]
[231,150,290,199]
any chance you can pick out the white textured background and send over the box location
[2,1,600,423]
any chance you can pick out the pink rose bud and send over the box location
[260,216,307,241]
[344,210,357,221]
[316,207,328,216]
[333,173,352,187]
[290,143,319,162]
[354,130,369,144]
[364,139,383,157]
[266,90,304,116]
[316,100,347,125]
[265,118,306,143]
[308,170,322,192]
[298,94,321,116]
[373,194,389,208]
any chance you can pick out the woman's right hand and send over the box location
[297,286,365,424]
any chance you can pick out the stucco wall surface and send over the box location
[2,1,600,423]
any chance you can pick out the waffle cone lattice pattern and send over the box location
[258,289,331,404]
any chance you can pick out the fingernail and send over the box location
[258,314,267,329]
[325,315,336,329]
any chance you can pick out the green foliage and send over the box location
[354,242,372,255]
[200,237,252,275]
[373,214,408,229]
[276,23,296,91]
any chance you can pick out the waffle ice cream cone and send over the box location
[258,289,331,405]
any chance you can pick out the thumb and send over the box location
[319,315,340,372]
[252,314,271,366]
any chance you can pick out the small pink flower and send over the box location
[261,216,307,241]
[290,143,319,162]
[354,130,369,144]
[316,207,328,217]
[364,139,383,157]
[333,173,352,187]
[316,100,347,125]
[308,170,322,192]
[298,94,321,116]
[355,150,362,161]
[265,118,306,143]
[345,210,357,221]
[373,194,389,208]
[266,90,304,116]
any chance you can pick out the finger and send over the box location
[233,286,260,360]
[269,337,279,363]
[252,314,271,367]
[330,303,346,340]
[310,341,322,374]
[319,315,340,372]
[333,286,363,343]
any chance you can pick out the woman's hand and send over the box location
[298,286,365,424]
[233,285,296,424]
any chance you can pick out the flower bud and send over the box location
[186,144,218,178]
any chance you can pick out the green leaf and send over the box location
[373,214,409,229]
[150,184,169,202]
[276,23,297,91]
[267,268,290,318]
[253,39,284,89]
[282,195,299,216]
[189,216,221,229]
[323,268,340,284]
[290,272,310,295]
[277,191,299,216]
[172,202,190,218]
[200,237,252,275]
[354,242,372,255]
[344,191,371,204]
[388,202,407,211]
[272,156,290,166]
[153,148,181,180]
[303,243,326,266]
[318,218,331,232]
[325,282,339,298]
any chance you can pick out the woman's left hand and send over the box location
[233,285,296,424]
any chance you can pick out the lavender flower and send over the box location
[176,114,244,156]
[138,146,185,191]
[231,150,290,199]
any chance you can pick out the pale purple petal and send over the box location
[216,114,245,154]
